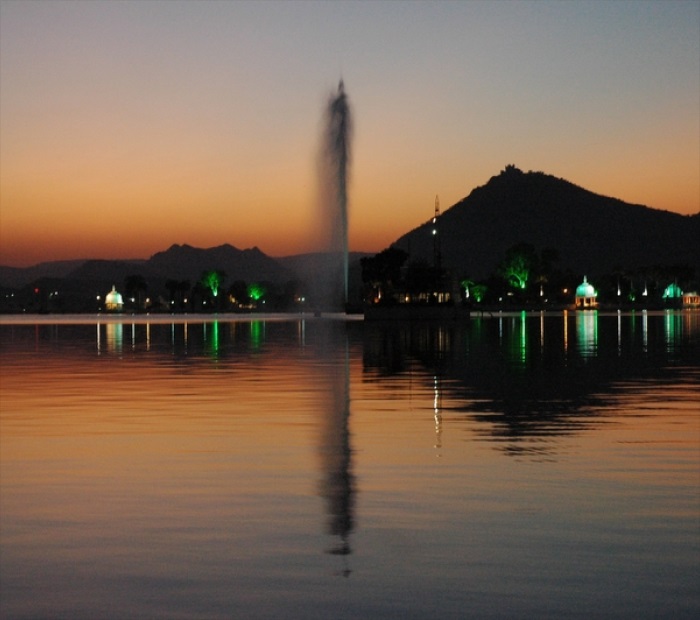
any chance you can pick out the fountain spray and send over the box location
[318,80,352,310]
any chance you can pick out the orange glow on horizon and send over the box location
[1,3,698,268]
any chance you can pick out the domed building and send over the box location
[575,276,597,309]
[105,286,124,312]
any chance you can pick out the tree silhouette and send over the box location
[361,247,408,303]
[165,279,179,309]
[124,274,147,310]
[178,280,191,310]
[229,280,249,307]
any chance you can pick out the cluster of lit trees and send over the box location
[361,242,696,308]
[0,268,312,314]
[121,270,303,313]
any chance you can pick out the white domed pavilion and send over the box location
[575,276,597,309]
[105,286,124,312]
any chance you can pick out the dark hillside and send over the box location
[146,243,292,283]
[68,259,152,283]
[0,259,89,288]
[394,166,699,280]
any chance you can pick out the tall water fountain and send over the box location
[317,80,352,311]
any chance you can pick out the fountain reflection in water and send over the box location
[315,321,354,575]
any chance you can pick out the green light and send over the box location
[503,258,529,289]
[576,311,598,358]
[247,283,266,302]
[201,270,225,297]
[472,285,486,303]
[664,312,682,347]
[517,311,527,366]
[209,321,219,355]
[460,279,473,299]
[662,283,683,299]
[499,243,538,291]
[461,279,486,303]
[250,320,263,348]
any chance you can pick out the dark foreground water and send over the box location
[1,311,699,619]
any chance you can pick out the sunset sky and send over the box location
[1,0,698,267]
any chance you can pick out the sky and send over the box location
[1,0,698,267]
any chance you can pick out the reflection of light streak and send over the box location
[683,310,700,337]
[103,323,123,353]
[436,326,448,354]
[664,311,681,352]
[575,311,597,358]
[209,321,219,355]
[642,310,648,352]
[540,311,545,352]
[617,310,622,356]
[498,313,530,367]
[250,321,264,349]
[433,375,442,454]
[298,319,306,346]
[563,310,568,353]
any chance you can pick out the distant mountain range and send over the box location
[0,243,370,291]
[1,166,698,291]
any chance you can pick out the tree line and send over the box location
[120,270,306,313]
[360,242,697,308]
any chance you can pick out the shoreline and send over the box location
[1,307,697,325]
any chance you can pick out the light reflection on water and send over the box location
[1,311,699,619]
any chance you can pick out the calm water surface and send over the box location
[1,311,699,619]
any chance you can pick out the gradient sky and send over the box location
[1,0,698,267]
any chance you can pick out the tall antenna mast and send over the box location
[432,195,441,271]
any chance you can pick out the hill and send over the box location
[393,166,699,280]
[145,243,291,283]
[0,245,292,289]
[0,259,91,289]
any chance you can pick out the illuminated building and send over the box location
[682,291,699,307]
[104,286,124,312]
[575,276,597,309]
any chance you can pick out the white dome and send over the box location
[105,286,123,308]
[576,276,596,298]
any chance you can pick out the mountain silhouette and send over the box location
[67,259,149,282]
[0,259,92,288]
[393,166,699,280]
[146,243,291,283]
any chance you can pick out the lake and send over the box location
[1,310,699,619]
